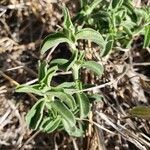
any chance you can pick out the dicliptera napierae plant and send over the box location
[75,0,150,55]
[16,6,104,137]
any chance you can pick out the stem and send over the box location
[72,64,79,81]
[71,58,82,118]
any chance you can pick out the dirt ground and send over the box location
[0,0,150,150]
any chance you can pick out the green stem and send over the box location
[72,63,84,118]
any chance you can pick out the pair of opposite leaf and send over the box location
[41,6,110,57]
[16,61,93,137]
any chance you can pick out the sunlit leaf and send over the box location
[50,58,68,69]
[66,50,78,71]
[57,82,76,88]
[16,84,43,96]
[122,25,132,38]
[63,6,75,32]
[62,119,84,137]
[41,32,72,54]
[81,61,104,76]
[41,116,61,133]
[26,99,45,130]
[38,61,48,81]
[143,25,150,48]
[111,0,123,9]
[51,100,76,125]
[101,34,114,57]
[41,66,58,87]
[75,28,105,49]
[76,92,90,118]
[85,0,102,15]
[47,91,76,110]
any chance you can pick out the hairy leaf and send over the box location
[66,50,78,71]
[16,84,43,96]
[63,6,75,32]
[75,28,105,49]
[85,0,102,16]
[111,0,123,9]
[76,93,90,118]
[62,119,83,137]
[26,99,45,130]
[41,66,58,87]
[38,61,48,81]
[41,116,61,133]
[41,32,72,54]
[143,25,150,48]
[101,34,114,57]
[81,61,104,76]
[50,58,68,69]
[50,51,78,71]
[57,82,76,88]
[51,100,76,125]
[47,91,76,110]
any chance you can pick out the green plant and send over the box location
[16,0,150,137]
[74,0,150,55]
[16,7,104,137]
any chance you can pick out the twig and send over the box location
[75,64,130,93]
[71,137,79,150]
[0,2,31,10]
[96,111,150,149]
[76,118,115,135]
[6,66,24,71]
[12,60,37,78]
[19,131,40,150]
[133,62,150,66]
[0,71,37,100]
[46,44,59,61]
[54,71,72,76]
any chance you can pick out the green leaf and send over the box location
[66,50,78,71]
[38,61,48,81]
[75,28,105,49]
[81,61,104,76]
[85,0,102,15]
[47,91,76,110]
[76,93,90,118]
[26,99,45,130]
[101,34,114,57]
[16,84,43,96]
[50,51,78,71]
[63,6,75,31]
[51,100,76,125]
[41,32,72,54]
[62,119,84,137]
[41,66,58,87]
[57,82,75,88]
[41,116,61,133]
[122,25,132,38]
[143,25,150,48]
[63,6,75,42]
[45,102,58,118]
[129,106,150,120]
[50,58,68,69]
[111,0,123,9]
